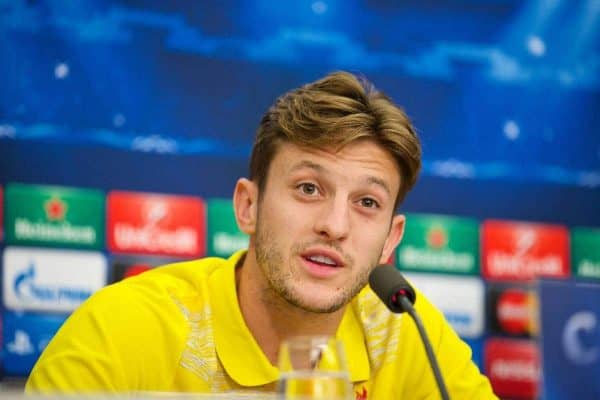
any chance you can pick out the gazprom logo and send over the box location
[14,262,93,305]
[2,246,107,313]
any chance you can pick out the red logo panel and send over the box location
[107,191,205,257]
[484,338,539,399]
[482,220,569,281]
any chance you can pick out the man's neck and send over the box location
[235,250,346,366]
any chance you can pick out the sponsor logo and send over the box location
[2,247,107,312]
[398,247,474,272]
[405,272,484,338]
[355,387,367,400]
[578,260,600,279]
[539,279,600,399]
[212,232,249,256]
[15,218,96,244]
[108,191,205,257]
[488,285,537,337]
[482,220,569,281]
[44,197,67,221]
[490,357,538,381]
[7,330,35,356]
[397,214,478,275]
[6,184,104,249]
[562,311,599,365]
[13,263,92,304]
[497,289,531,336]
[207,199,248,258]
[572,228,600,280]
[426,226,448,249]
[484,338,539,399]
[2,311,68,376]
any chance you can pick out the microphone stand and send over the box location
[397,295,450,400]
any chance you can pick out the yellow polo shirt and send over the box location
[26,251,497,399]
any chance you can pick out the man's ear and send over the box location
[233,178,259,235]
[379,214,405,264]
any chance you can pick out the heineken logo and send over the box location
[6,184,104,249]
[578,260,600,278]
[14,197,95,245]
[398,246,474,272]
[15,218,96,244]
[44,197,67,221]
[398,214,478,275]
[213,232,248,255]
[572,228,600,280]
[426,226,448,249]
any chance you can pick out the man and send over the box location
[26,71,497,398]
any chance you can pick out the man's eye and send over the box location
[360,198,379,208]
[298,183,318,195]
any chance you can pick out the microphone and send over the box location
[368,264,416,313]
[369,265,450,400]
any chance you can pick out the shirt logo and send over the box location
[355,387,367,400]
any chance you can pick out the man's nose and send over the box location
[313,196,350,241]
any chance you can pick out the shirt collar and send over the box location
[210,250,370,387]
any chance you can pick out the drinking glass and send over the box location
[277,336,353,400]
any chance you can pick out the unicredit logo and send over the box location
[487,252,562,277]
[482,221,569,280]
[490,229,558,275]
[14,262,92,304]
[113,223,198,254]
[107,191,205,257]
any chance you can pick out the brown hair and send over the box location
[249,71,421,207]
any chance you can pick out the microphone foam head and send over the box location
[368,264,416,314]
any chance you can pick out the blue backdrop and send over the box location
[1,0,599,225]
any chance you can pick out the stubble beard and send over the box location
[254,218,378,314]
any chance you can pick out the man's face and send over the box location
[252,139,405,313]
